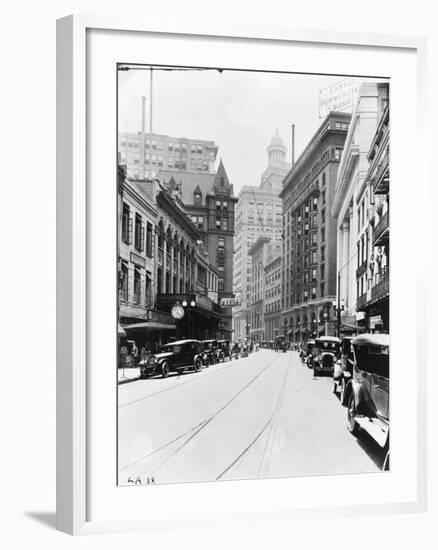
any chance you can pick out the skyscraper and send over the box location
[232,131,290,340]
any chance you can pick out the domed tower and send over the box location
[260,130,290,191]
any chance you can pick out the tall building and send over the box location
[248,237,282,342]
[119,132,218,179]
[332,83,387,333]
[264,253,282,342]
[232,132,289,340]
[280,112,351,344]
[159,159,236,335]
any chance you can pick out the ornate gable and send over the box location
[213,159,231,195]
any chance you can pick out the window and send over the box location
[145,271,152,306]
[322,191,326,205]
[320,263,325,279]
[194,192,202,205]
[146,222,153,257]
[312,268,317,281]
[335,148,342,160]
[222,218,228,231]
[320,227,325,242]
[134,213,144,252]
[122,203,131,244]
[134,268,141,305]
[311,287,316,299]
[218,278,224,291]
[120,262,128,302]
[320,282,325,297]
[218,237,225,249]
[216,218,221,230]
[320,246,325,262]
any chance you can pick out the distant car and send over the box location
[312,336,341,376]
[201,339,219,366]
[139,339,203,378]
[342,333,390,469]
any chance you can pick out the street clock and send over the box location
[171,302,185,320]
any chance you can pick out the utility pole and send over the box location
[149,68,153,180]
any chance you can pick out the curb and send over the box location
[118,375,141,385]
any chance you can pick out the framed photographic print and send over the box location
[57,15,428,535]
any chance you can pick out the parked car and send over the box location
[201,339,219,366]
[240,343,249,358]
[333,336,354,401]
[305,339,316,368]
[216,339,231,362]
[139,339,204,378]
[341,333,390,469]
[312,336,341,376]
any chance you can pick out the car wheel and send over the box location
[161,362,169,378]
[194,358,202,372]
[347,394,360,435]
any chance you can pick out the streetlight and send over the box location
[332,298,345,338]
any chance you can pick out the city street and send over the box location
[118,349,385,485]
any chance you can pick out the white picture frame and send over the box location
[56,15,428,535]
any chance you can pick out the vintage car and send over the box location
[201,339,219,366]
[231,341,241,360]
[275,335,288,352]
[139,339,204,378]
[305,339,316,368]
[216,339,231,362]
[342,333,390,468]
[333,336,354,401]
[312,336,341,376]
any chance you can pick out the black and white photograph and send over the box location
[117,65,390,486]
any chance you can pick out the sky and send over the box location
[118,67,373,194]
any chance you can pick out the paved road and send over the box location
[118,350,384,485]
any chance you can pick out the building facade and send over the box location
[119,132,218,180]
[233,132,289,340]
[118,167,176,349]
[264,254,282,342]
[248,237,282,342]
[360,84,390,332]
[159,159,236,335]
[331,83,384,333]
[280,112,351,344]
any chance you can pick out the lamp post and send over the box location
[332,272,345,338]
[323,311,328,336]
[181,296,196,338]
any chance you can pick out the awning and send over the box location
[341,322,367,333]
[122,322,176,331]
[220,327,234,333]
[118,323,126,336]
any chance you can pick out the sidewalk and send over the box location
[118,367,141,385]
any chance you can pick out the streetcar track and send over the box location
[120,419,208,472]
[121,354,283,474]
[119,355,259,409]
[258,353,292,477]
[216,355,291,481]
